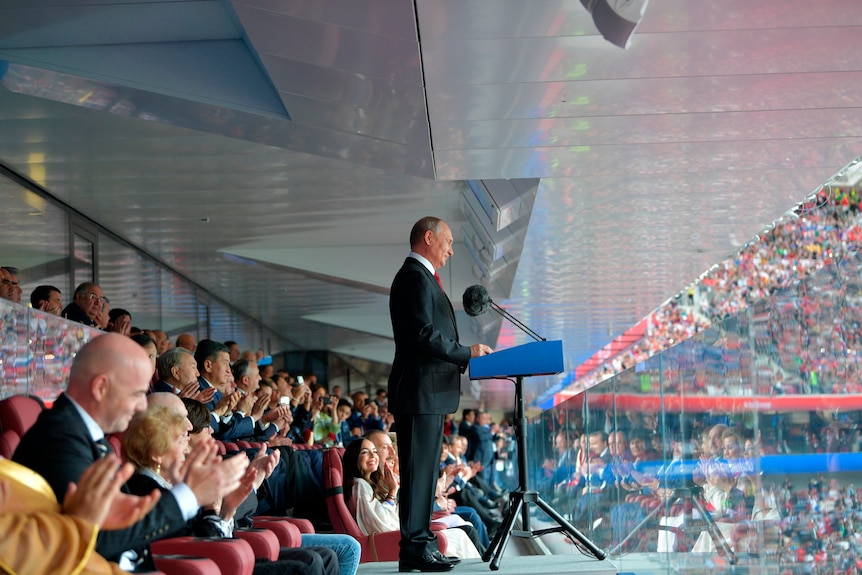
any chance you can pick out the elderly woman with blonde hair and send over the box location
[122,406,332,575]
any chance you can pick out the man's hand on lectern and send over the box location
[470,344,493,357]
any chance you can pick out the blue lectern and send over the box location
[468,340,606,569]
[469,340,564,380]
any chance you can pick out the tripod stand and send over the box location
[609,486,737,564]
[482,376,607,570]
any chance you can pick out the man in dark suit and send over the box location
[388,216,492,572]
[13,333,247,570]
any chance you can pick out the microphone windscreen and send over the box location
[462,285,491,317]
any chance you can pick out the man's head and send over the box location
[224,341,240,363]
[409,216,454,270]
[176,333,197,352]
[706,423,728,458]
[0,267,13,301]
[147,391,193,433]
[73,282,105,320]
[0,267,22,303]
[352,391,368,410]
[608,430,629,457]
[476,410,491,427]
[65,333,152,434]
[366,429,395,470]
[587,430,608,457]
[231,358,261,395]
[30,285,62,315]
[462,409,475,423]
[157,347,199,389]
[554,430,570,453]
[195,339,232,391]
[153,330,171,355]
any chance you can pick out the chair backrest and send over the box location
[152,537,255,575]
[153,554,221,575]
[0,429,20,458]
[323,447,368,541]
[0,395,44,436]
[234,528,280,561]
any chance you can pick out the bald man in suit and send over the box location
[388,216,492,572]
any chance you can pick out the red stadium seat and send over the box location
[253,518,303,548]
[152,537,254,575]
[0,395,44,437]
[153,554,220,575]
[234,528,280,561]
[0,429,20,458]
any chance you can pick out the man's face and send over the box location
[174,353,200,387]
[0,269,13,300]
[207,351,233,391]
[708,427,725,456]
[44,290,63,313]
[77,285,105,319]
[3,271,21,303]
[154,331,171,355]
[477,412,491,426]
[100,361,151,434]
[588,434,607,457]
[228,343,240,363]
[554,433,568,453]
[609,432,628,456]
[369,433,395,468]
[243,361,261,394]
[426,221,454,270]
[353,394,367,410]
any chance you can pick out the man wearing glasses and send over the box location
[61,282,106,328]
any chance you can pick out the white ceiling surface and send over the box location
[1,0,861,408]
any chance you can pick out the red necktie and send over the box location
[434,271,444,292]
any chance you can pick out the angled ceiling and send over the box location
[0,0,861,408]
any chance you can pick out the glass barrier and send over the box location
[0,298,101,402]
[525,249,862,575]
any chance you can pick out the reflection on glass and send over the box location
[0,298,100,401]
[528,249,862,575]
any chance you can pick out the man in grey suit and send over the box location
[388,216,492,572]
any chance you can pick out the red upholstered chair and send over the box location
[0,395,44,437]
[322,448,447,562]
[0,429,20,458]
[153,555,220,575]
[234,527,280,561]
[255,515,314,535]
[253,518,304,548]
[152,537,255,575]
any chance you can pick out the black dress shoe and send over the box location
[432,550,461,565]
[398,554,455,572]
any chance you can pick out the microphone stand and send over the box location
[489,302,545,342]
[473,297,605,569]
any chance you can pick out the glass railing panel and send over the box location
[0,298,101,402]
[527,249,862,575]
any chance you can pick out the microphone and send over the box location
[462,285,492,317]
[461,285,545,342]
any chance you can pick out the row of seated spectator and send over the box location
[2,326,520,573]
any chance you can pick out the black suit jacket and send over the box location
[12,393,188,562]
[387,257,470,416]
